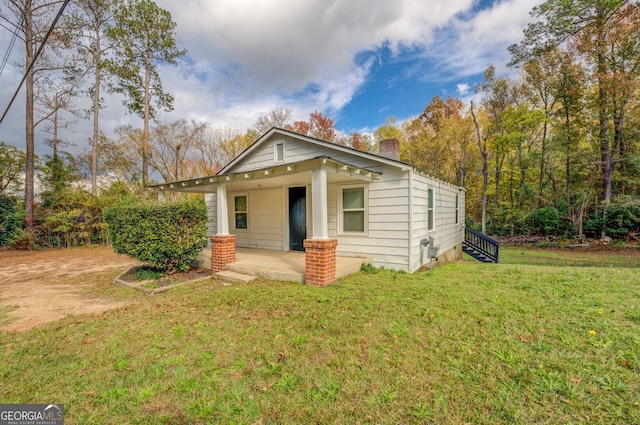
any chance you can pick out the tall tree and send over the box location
[106,0,186,187]
[287,111,338,143]
[347,132,373,152]
[470,101,490,234]
[403,96,473,183]
[510,0,640,238]
[1,0,65,229]
[37,79,78,158]
[191,126,239,176]
[522,51,560,206]
[254,108,292,134]
[148,118,209,182]
[0,142,26,195]
[67,0,120,194]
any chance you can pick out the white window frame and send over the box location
[455,193,460,224]
[338,185,368,235]
[274,141,285,163]
[427,188,435,231]
[233,193,249,231]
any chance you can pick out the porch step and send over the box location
[215,270,257,284]
[226,263,305,283]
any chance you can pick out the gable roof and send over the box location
[217,127,413,176]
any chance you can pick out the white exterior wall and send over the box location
[410,172,465,272]
[205,193,217,239]
[328,166,412,272]
[228,187,284,250]
[204,130,466,273]
[232,135,386,174]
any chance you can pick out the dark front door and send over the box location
[289,187,306,251]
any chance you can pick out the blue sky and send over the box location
[0,0,541,153]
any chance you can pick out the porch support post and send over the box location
[305,168,337,286]
[210,234,236,272]
[304,238,337,286]
[311,168,328,239]
[210,182,235,273]
[216,183,229,235]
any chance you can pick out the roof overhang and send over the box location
[151,157,382,193]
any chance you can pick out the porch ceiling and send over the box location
[152,157,382,193]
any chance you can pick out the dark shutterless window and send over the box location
[234,195,247,229]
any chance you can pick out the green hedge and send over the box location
[104,197,207,273]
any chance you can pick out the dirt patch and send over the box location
[0,247,140,332]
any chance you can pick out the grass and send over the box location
[497,245,640,268]
[1,247,639,424]
[133,266,164,282]
[0,305,15,328]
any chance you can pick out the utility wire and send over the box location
[0,17,23,77]
[0,0,71,125]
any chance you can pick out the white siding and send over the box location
[329,166,412,271]
[202,131,466,274]
[231,135,386,174]
[205,193,217,240]
[228,187,284,250]
[410,172,465,272]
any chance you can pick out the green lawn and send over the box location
[1,247,639,424]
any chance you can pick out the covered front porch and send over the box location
[200,247,369,283]
[156,156,381,285]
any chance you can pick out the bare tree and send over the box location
[36,79,79,157]
[1,0,65,229]
[254,107,292,134]
[66,0,120,194]
[149,119,209,182]
[470,101,489,234]
[191,126,239,176]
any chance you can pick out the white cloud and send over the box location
[428,0,542,79]
[0,0,541,156]
[457,83,471,95]
[155,0,477,124]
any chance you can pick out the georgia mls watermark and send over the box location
[0,404,64,425]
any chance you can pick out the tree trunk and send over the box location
[142,57,150,187]
[91,38,101,195]
[470,101,488,234]
[538,114,548,207]
[24,4,35,230]
[597,59,613,240]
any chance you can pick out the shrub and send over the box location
[0,195,25,247]
[604,196,640,238]
[104,197,207,273]
[9,229,37,250]
[528,206,559,236]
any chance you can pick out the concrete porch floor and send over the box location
[224,248,370,283]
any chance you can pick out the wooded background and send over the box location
[1,0,639,248]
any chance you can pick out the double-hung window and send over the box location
[234,195,248,229]
[341,186,366,233]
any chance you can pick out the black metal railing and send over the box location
[463,227,499,263]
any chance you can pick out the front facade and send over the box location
[155,128,465,284]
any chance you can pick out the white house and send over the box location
[154,128,466,285]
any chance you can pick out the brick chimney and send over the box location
[379,138,400,161]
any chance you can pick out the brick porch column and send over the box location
[210,235,236,272]
[303,238,338,286]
